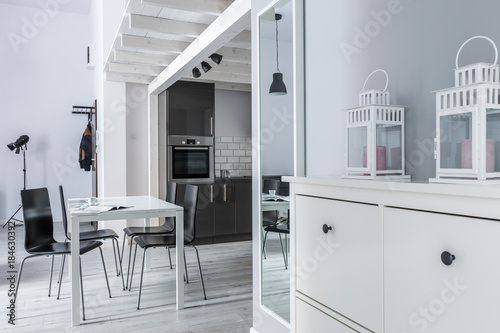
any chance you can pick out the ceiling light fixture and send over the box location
[269,13,287,95]
[209,53,223,64]
[192,67,201,78]
[201,61,212,73]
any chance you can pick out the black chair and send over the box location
[16,188,111,321]
[122,181,178,289]
[262,217,290,269]
[129,184,206,309]
[58,185,124,289]
[262,179,280,258]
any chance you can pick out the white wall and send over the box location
[305,0,500,180]
[0,2,94,222]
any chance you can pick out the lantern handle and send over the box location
[363,69,389,92]
[456,35,498,69]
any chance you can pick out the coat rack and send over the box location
[72,105,95,121]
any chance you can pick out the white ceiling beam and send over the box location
[215,82,251,92]
[216,46,251,64]
[107,62,166,76]
[141,0,234,16]
[195,71,251,85]
[129,14,207,37]
[105,72,155,85]
[230,30,251,44]
[121,34,189,53]
[149,0,251,94]
[114,50,176,66]
[207,61,250,75]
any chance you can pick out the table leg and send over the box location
[176,209,184,310]
[71,215,81,326]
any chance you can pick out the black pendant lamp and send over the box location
[269,13,287,95]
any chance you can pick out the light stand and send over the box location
[3,135,29,228]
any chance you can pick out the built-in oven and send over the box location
[167,135,214,183]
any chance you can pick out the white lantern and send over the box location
[344,69,410,180]
[431,36,500,184]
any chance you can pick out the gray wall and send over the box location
[305,0,500,180]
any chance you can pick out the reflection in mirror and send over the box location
[259,0,293,323]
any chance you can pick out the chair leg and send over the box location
[126,235,135,290]
[137,248,147,310]
[129,243,139,291]
[120,233,126,264]
[278,233,287,269]
[111,238,119,276]
[191,246,207,300]
[184,250,189,284]
[113,238,125,290]
[285,234,288,269]
[57,255,67,299]
[80,259,86,321]
[167,247,173,269]
[14,254,35,304]
[98,247,112,298]
[262,227,267,259]
[57,254,65,284]
[262,230,269,259]
[48,256,55,296]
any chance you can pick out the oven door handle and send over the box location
[173,146,209,151]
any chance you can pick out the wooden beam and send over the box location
[230,29,251,44]
[129,14,207,38]
[216,46,251,64]
[141,0,234,16]
[121,34,189,53]
[196,70,251,84]
[105,72,155,84]
[108,62,166,76]
[208,61,250,75]
[114,50,176,66]
[149,0,251,94]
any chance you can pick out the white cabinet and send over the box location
[384,207,500,333]
[296,297,356,333]
[295,195,379,331]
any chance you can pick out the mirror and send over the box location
[259,0,294,322]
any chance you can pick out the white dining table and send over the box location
[68,196,184,326]
[261,194,289,214]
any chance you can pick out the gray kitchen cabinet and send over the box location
[234,181,252,234]
[214,180,235,236]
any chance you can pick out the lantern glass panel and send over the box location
[440,112,473,169]
[348,126,367,168]
[376,124,402,170]
[486,108,500,172]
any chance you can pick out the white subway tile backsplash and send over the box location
[215,136,252,177]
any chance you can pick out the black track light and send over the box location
[201,61,212,73]
[192,67,201,78]
[209,53,223,64]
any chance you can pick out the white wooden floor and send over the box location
[1,223,253,332]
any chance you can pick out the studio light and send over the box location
[7,135,29,154]
[209,53,223,64]
[192,67,201,78]
[269,13,287,95]
[201,61,212,73]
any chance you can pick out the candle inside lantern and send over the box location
[363,146,387,170]
[461,139,495,171]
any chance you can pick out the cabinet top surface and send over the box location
[282,176,500,200]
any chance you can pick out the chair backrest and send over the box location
[263,179,280,194]
[21,188,56,251]
[183,184,199,244]
[58,185,71,240]
[163,181,178,230]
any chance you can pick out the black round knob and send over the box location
[441,251,456,266]
[322,224,332,234]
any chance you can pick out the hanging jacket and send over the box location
[79,124,92,171]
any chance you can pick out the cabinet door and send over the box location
[167,81,214,137]
[296,298,356,333]
[295,195,379,331]
[214,181,235,235]
[384,207,500,333]
[235,181,252,234]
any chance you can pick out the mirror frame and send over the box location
[254,0,305,330]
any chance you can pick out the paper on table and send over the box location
[75,205,133,212]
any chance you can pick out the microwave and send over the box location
[167,136,214,183]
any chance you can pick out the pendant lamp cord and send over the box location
[275,16,280,73]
